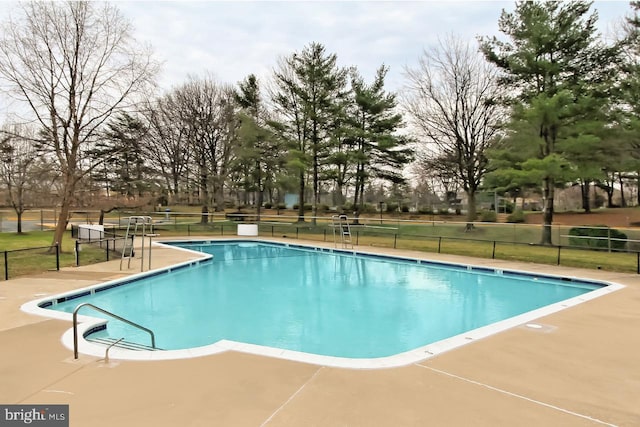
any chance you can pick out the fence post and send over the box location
[296,227,299,239]
[40,209,44,231]
[492,241,496,259]
[188,224,191,236]
[4,251,8,280]
[557,245,561,265]
[56,243,60,271]
[394,234,397,249]
[323,229,326,242]
[637,252,639,275]
[271,226,274,237]
[438,237,442,253]
[106,239,110,262]
[356,231,359,246]
[75,240,80,267]
[607,227,611,253]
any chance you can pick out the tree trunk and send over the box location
[540,178,555,245]
[335,183,344,207]
[605,183,614,208]
[297,171,305,222]
[619,174,626,207]
[50,176,75,252]
[312,151,318,226]
[256,188,263,223]
[465,190,476,231]
[214,181,225,212]
[201,205,209,224]
[580,180,591,213]
[352,174,361,226]
[200,161,208,219]
[51,204,70,253]
[255,167,263,223]
[17,211,23,234]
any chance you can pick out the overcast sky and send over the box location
[0,0,634,110]
[112,0,632,92]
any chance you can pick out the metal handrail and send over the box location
[105,338,125,363]
[73,303,156,359]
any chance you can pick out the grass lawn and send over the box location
[0,231,111,280]
[2,212,639,278]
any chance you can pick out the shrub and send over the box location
[504,201,515,214]
[568,225,627,250]
[479,210,497,222]
[506,209,526,223]
[292,203,312,211]
[276,203,287,210]
[386,203,399,213]
[418,207,434,215]
[263,202,272,209]
[361,203,376,214]
[400,205,410,213]
[438,208,449,215]
[341,202,354,212]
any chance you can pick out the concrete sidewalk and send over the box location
[1,238,638,426]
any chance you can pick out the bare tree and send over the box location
[175,79,237,213]
[146,77,238,212]
[144,95,190,204]
[0,124,38,233]
[404,35,504,229]
[0,1,158,248]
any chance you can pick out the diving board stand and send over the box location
[120,216,157,272]
[332,214,353,249]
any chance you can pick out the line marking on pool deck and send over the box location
[415,364,618,427]
[18,364,87,404]
[42,389,74,395]
[260,366,325,427]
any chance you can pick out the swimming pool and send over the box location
[25,240,622,368]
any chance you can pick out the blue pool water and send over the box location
[50,241,602,358]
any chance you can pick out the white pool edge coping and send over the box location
[21,238,626,369]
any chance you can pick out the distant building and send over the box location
[284,193,299,209]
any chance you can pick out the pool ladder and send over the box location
[72,302,156,360]
[120,216,157,271]
[332,215,353,249]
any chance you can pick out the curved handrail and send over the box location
[73,303,156,359]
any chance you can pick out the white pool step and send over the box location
[87,336,161,351]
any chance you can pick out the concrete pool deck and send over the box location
[1,237,639,426]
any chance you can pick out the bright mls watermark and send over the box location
[0,405,68,426]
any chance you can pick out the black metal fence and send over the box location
[129,220,640,274]
[70,225,132,267]
[1,244,59,280]
[3,219,638,280]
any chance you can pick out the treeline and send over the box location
[104,45,412,226]
[1,1,640,245]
